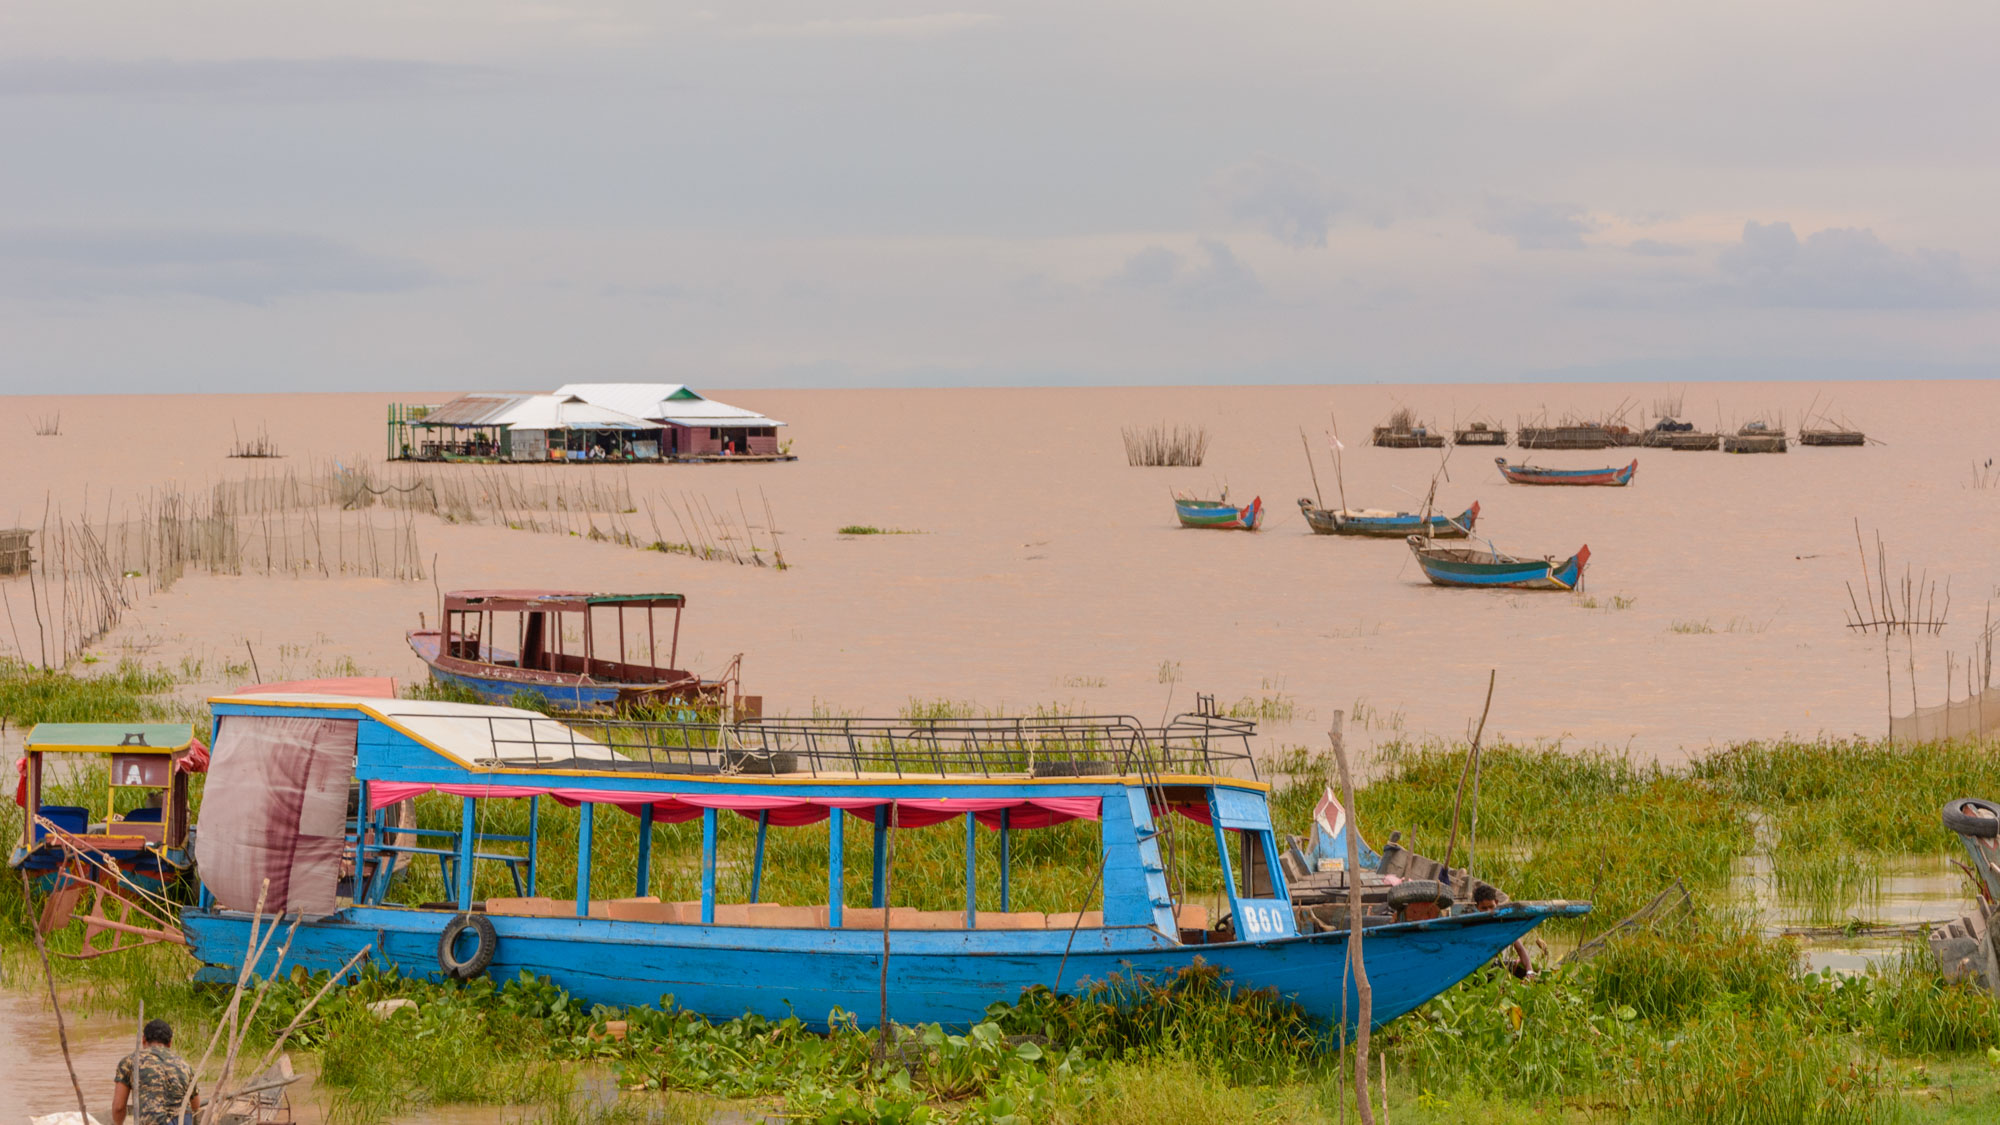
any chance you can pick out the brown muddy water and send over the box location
[1,381,1997,761]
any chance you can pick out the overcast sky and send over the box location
[1,1,1995,393]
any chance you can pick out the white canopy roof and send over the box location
[489,394,656,432]
[554,383,785,429]
[209,694,627,763]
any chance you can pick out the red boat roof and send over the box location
[444,590,686,610]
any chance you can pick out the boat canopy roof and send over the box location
[208,694,628,764]
[206,695,1264,792]
[444,590,685,612]
[25,722,195,755]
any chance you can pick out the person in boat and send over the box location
[113,1018,200,1125]
[1474,885,1534,979]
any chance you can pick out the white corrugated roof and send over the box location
[209,693,626,763]
[555,383,785,428]
[489,394,656,431]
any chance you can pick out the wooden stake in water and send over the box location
[1329,714,1375,1125]
[1299,429,1324,510]
[23,871,90,1120]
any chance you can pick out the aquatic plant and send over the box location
[1120,423,1208,467]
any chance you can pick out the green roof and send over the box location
[26,723,195,754]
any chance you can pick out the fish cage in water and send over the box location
[0,528,29,576]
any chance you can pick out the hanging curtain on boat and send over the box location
[195,716,358,917]
[363,782,1098,828]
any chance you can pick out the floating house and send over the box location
[389,385,791,463]
[555,384,786,459]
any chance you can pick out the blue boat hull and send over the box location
[423,662,623,710]
[181,902,1585,1033]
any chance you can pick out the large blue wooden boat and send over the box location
[408,590,744,714]
[177,694,1586,1033]
[1407,536,1590,590]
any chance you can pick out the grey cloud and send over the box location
[734,13,998,39]
[1626,239,1694,257]
[1215,157,1347,248]
[1718,220,1982,309]
[1183,239,1262,305]
[1478,197,1592,250]
[0,229,436,303]
[1109,240,1260,306]
[1112,245,1183,288]
[0,57,495,100]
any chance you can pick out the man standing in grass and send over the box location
[112,1018,200,1125]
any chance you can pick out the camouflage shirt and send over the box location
[115,1044,197,1125]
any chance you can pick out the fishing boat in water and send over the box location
[176,693,1586,1033]
[408,590,747,715]
[1296,499,1479,538]
[1407,536,1589,590]
[1493,458,1637,487]
[1173,493,1263,530]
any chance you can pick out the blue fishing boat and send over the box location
[1173,492,1263,530]
[1494,458,1636,487]
[1297,499,1479,538]
[177,695,1587,1033]
[408,590,746,715]
[1407,536,1590,590]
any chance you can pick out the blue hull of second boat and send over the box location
[181,901,1587,1034]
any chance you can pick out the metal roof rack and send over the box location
[473,711,1259,780]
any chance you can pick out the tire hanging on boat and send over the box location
[1942,798,2000,838]
[438,913,498,980]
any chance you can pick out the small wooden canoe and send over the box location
[1494,458,1636,486]
[1297,499,1479,538]
[1407,536,1589,590]
[1174,495,1263,530]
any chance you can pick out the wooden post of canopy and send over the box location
[699,809,718,924]
[964,813,978,930]
[635,803,655,897]
[828,811,845,927]
[575,803,594,917]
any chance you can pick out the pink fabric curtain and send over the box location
[195,716,358,917]
[366,782,1098,828]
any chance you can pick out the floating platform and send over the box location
[1516,425,1615,450]
[1371,427,1446,449]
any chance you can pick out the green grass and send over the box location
[19,659,2000,1122]
[837,525,919,536]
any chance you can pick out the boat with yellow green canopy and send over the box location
[9,722,204,893]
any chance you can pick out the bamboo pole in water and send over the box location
[1329,712,1374,1125]
[23,871,91,1120]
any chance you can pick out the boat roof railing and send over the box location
[444,590,686,612]
[472,711,1261,781]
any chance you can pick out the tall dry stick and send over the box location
[1328,713,1375,1125]
[23,871,90,1120]
[1442,670,1498,885]
[875,802,899,1062]
[1300,429,1325,510]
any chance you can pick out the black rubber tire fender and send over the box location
[439,913,498,980]
[1386,879,1456,910]
[1942,798,2000,838]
